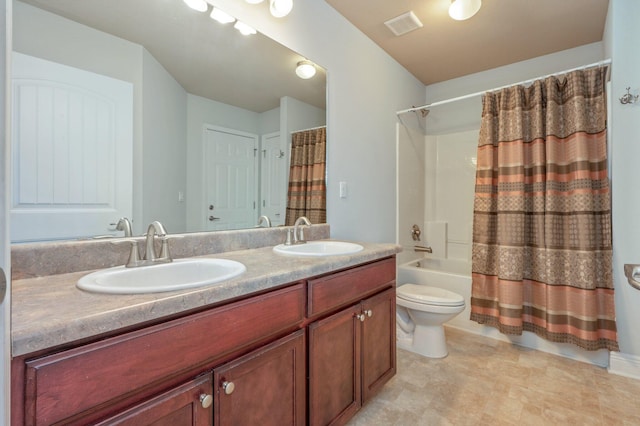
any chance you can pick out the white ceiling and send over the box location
[325,0,610,85]
[18,0,327,113]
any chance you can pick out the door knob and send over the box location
[222,381,235,395]
[199,393,213,409]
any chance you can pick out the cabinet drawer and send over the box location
[307,257,395,318]
[24,283,305,426]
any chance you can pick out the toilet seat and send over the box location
[397,284,464,307]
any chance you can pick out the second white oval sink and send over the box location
[77,258,246,294]
[273,241,364,257]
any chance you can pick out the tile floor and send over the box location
[348,327,640,426]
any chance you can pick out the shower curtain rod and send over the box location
[292,125,326,133]
[396,58,612,116]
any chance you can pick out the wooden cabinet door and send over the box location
[308,304,362,426]
[213,330,306,426]
[94,375,213,426]
[361,288,396,403]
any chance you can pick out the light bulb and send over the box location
[210,7,235,24]
[448,0,481,21]
[296,61,316,79]
[270,0,293,18]
[183,0,208,13]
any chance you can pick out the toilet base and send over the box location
[397,324,449,358]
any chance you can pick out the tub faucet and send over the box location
[145,221,171,263]
[257,215,272,228]
[293,216,311,244]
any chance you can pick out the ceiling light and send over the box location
[448,0,481,21]
[210,7,235,24]
[234,21,257,36]
[270,0,293,18]
[183,0,208,13]
[245,0,264,3]
[295,60,316,79]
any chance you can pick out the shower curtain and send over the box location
[285,127,326,225]
[470,67,619,351]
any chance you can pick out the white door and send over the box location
[260,132,286,226]
[10,53,133,242]
[203,126,258,231]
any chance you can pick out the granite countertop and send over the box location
[12,241,400,357]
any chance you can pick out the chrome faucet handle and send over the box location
[284,228,294,245]
[111,239,143,268]
[157,235,183,262]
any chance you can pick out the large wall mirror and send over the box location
[11,0,327,243]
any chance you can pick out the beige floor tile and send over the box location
[347,328,640,426]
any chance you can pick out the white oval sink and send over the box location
[273,241,364,257]
[77,258,246,294]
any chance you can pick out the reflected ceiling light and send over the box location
[448,0,481,21]
[295,60,316,79]
[183,0,208,13]
[234,21,257,35]
[210,7,235,24]
[270,0,293,18]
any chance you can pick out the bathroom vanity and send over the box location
[10,231,398,426]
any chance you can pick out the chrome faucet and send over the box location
[114,221,175,268]
[293,216,311,244]
[115,217,133,237]
[257,215,272,228]
[145,221,170,262]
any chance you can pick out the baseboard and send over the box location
[608,351,640,380]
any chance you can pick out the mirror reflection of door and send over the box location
[10,53,133,242]
[260,132,286,227]
[203,126,258,231]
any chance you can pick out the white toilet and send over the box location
[396,283,465,358]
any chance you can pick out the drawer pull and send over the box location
[355,313,365,322]
[365,309,373,318]
[222,380,235,395]
[200,393,213,408]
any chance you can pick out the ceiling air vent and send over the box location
[384,11,423,37]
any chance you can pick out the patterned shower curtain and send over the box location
[470,67,619,351]
[285,127,327,225]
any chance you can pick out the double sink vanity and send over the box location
[10,224,400,425]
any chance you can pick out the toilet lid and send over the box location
[397,284,465,306]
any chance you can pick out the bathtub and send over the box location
[397,257,472,330]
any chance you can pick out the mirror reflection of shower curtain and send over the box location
[285,127,327,226]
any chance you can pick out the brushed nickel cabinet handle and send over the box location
[199,393,213,408]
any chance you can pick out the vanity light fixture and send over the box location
[183,0,208,13]
[210,7,235,24]
[295,60,316,79]
[448,0,481,21]
[234,21,257,35]
[270,0,293,18]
